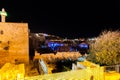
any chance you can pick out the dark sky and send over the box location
[0,1,120,39]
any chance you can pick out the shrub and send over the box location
[88,30,120,66]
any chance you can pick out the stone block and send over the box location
[0,22,29,65]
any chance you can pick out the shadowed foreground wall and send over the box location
[0,22,29,66]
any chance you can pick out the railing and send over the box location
[104,64,120,73]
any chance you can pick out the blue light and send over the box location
[48,42,64,51]
[78,43,89,49]
[41,45,47,48]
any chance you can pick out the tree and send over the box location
[88,30,120,66]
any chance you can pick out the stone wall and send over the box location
[0,22,29,66]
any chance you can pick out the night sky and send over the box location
[0,1,120,39]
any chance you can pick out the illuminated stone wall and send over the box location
[0,22,29,66]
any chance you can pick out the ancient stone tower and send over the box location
[0,8,29,66]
